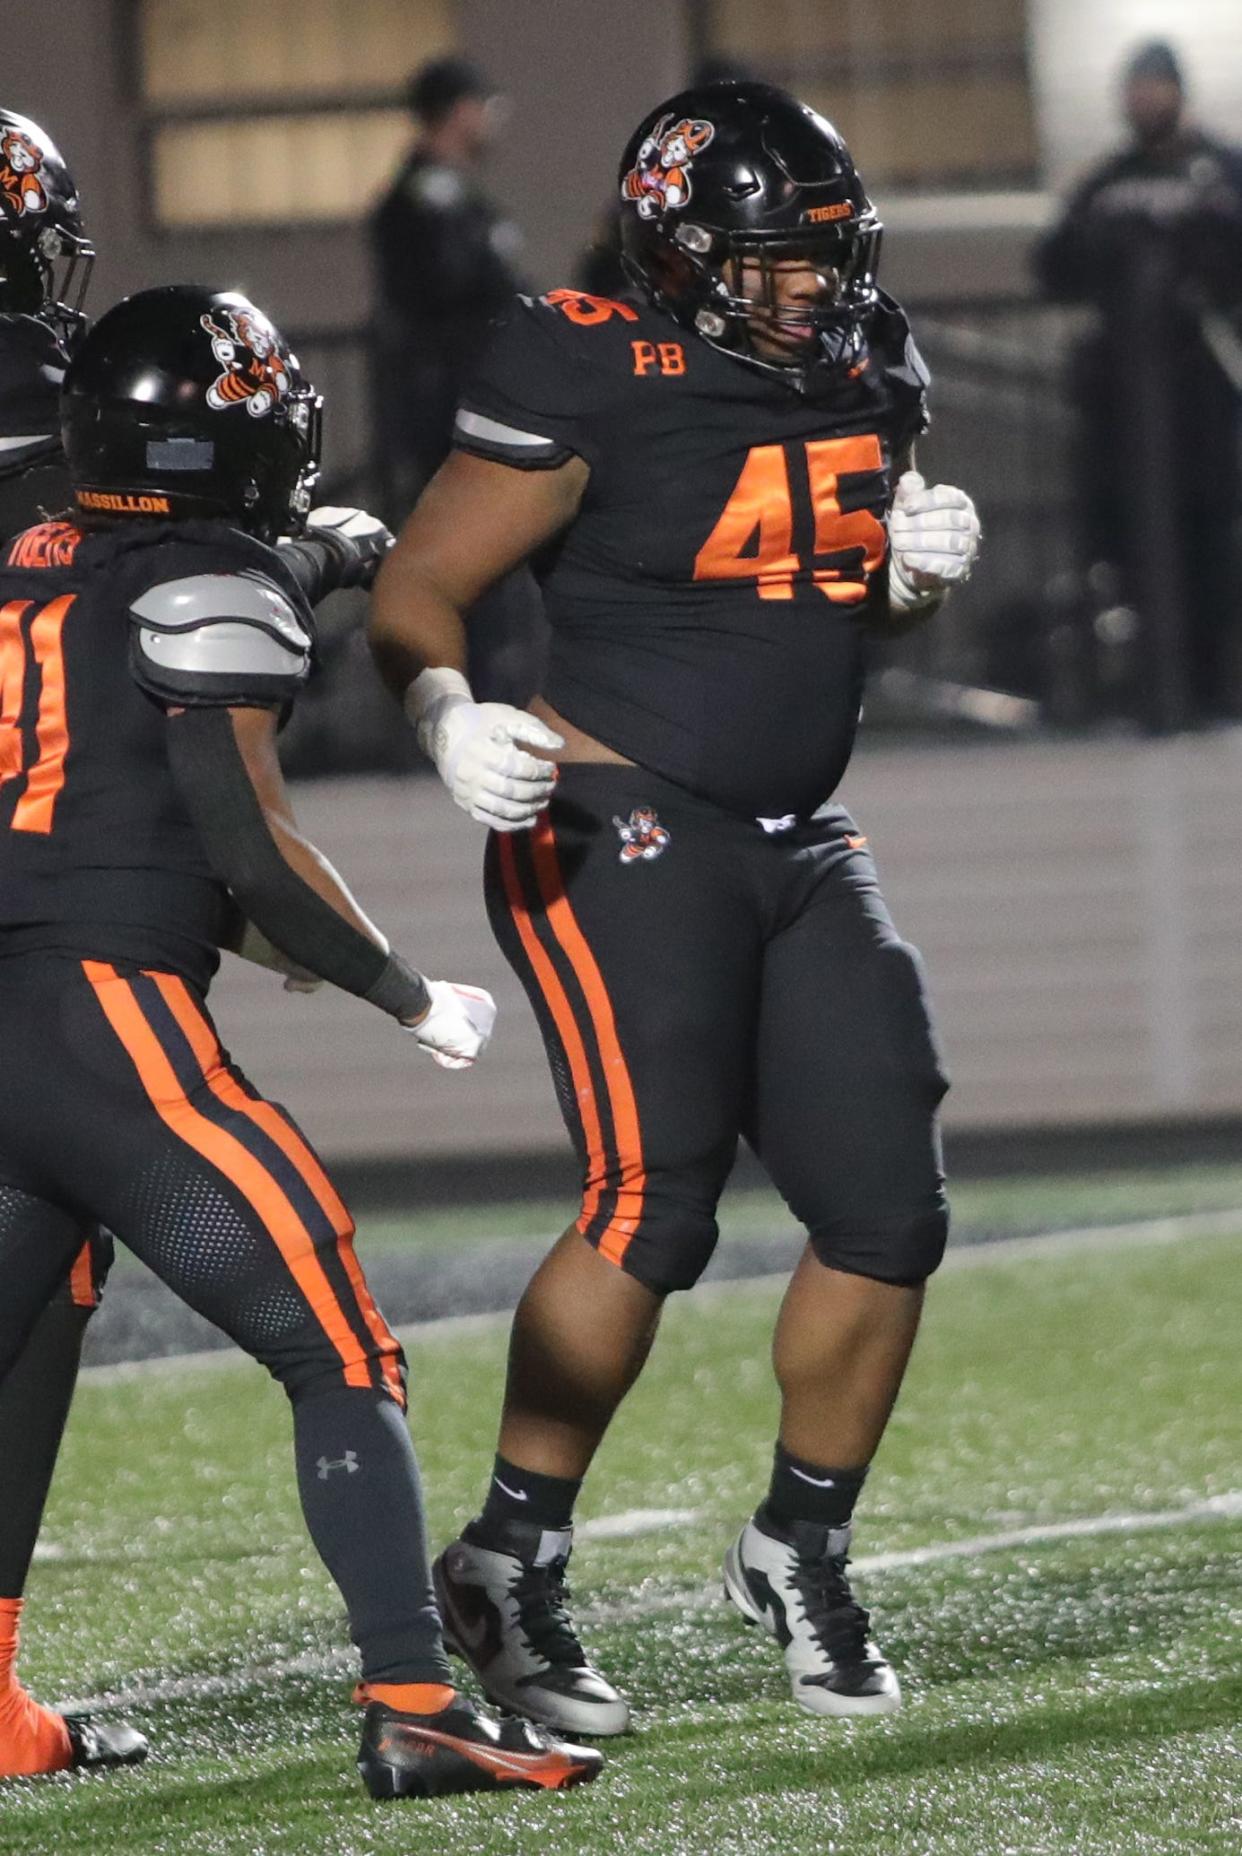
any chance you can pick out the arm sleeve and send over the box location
[128,569,314,708]
[453,295,605,470]
[165,706,429,1020]
[276,538,336,605]
[875,301,931,457]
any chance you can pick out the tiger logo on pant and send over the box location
[0,128,48,219]
[201,308,291,418]
[621,116,715,220]
[613,807,671,863]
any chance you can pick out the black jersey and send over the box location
[0,313,72,542]
[0,519,314,988]
[454,288,928,817]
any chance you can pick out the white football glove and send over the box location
[304,505,395,591]
[888,472,981,612]
[405,979,497,1069]
[407,667,563,832]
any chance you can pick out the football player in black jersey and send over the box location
[0,284,603,1799]
[371,83,980,1732]
[0,106,139,1776]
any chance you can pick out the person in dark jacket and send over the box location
[1034,41,1242,725]
[369,57,541,705]
[369,57,524,511]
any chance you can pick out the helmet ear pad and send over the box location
[0,237,45,316]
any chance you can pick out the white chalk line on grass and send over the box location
[53,1489,1242,1717]
[76,1204,1242,1388]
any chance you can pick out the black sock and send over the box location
[0,1298,90,1596]
[477,1454,582,1537]
[765,1442,869,1531]
[292,1385,451,1685]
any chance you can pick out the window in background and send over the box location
[136,0,456,227]
[696,0,1036,191]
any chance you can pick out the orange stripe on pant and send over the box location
[82,960,373,1391]
[527,820,647,1268]
[151,972,405,1405]
[67,1242,97,1310]
[498,833,609,1234]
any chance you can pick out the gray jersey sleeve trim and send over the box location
[454,408,558,449]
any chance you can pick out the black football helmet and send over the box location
[62,286,321,540]
[0,108,93,345]
[619,82,881,385]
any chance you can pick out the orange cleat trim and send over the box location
[382,1721,593,1789]
[354,1681,457,1715]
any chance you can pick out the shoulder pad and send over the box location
[129,571,312,707]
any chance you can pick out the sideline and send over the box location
[76,1205,1242,1387]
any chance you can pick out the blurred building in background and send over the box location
[7,0,1242,1166]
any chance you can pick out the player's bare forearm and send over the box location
[369,555,469,702]
[369,450,589,701]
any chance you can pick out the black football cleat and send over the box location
[65,1713,150,1769]
[357,1689,603,1800]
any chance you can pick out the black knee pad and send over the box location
[808,1201,949,1287]
[583,1199,719,1295]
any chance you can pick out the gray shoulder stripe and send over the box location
[137,620,308,682]
[454,408,559,449]
[130,573,309,648]
[0,433,54,453]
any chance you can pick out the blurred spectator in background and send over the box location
[369,57,541,706]
[370,57,524,514]
[1034,41,1242,729]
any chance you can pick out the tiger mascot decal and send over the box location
[613,806,671,864]
[621,115,715,220]
[201,308,291,418]
[0,127,48,219]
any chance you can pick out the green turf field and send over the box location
[2,1211,1240,1854]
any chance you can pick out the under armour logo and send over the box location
[316,1451,359,1479]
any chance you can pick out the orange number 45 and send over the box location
[694,436,887,605]
[0,595,73,835]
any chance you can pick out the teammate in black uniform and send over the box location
[0,283,602,1799]
[0,107,141,1776]
[371,83,980,1732]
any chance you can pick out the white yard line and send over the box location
[578,1508,701,1540]
[53,1489,1242,1716]
[76,1205,1242,1387]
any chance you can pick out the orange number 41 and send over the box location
[694,436,887,605]
[0,595,73,835]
